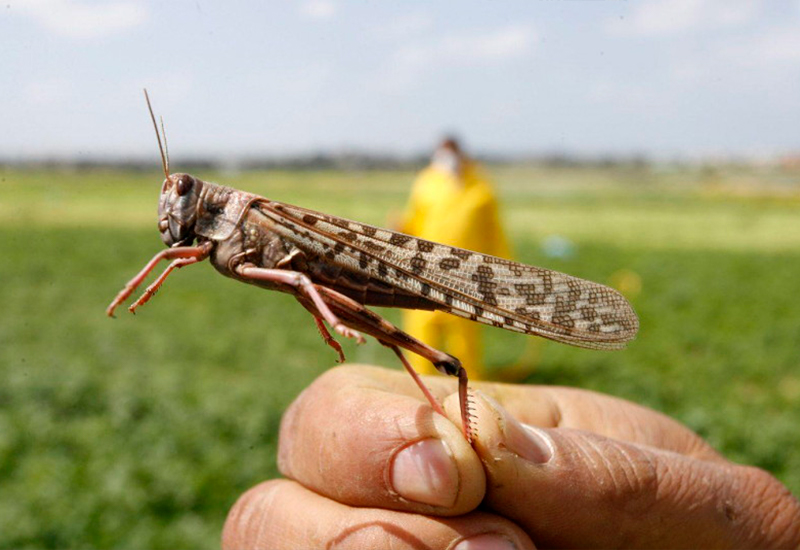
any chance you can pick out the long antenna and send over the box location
[143,88,169,179]
[160,116,170,174]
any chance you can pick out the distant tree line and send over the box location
[0,151,793,171]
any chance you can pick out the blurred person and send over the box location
[398,137,511,380]
[224,365,800,549]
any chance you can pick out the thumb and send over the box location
[445,391,798,549]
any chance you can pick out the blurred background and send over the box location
[2,1,799,547]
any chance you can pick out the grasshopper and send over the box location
[107,91,639,441]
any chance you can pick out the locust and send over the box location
[107,91,639,442]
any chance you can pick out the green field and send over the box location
[1,165,799,548]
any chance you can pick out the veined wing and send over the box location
[258,200,639,350]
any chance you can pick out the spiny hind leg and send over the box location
[310,285,475,442]
[384,344,475,443]
[385,345,446,417]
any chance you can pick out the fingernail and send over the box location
[391,438,459,507]
[474,393,553,464]
[454,533,517,550]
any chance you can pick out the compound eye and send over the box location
[176,177,193,196]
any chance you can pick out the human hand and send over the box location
[223,365,800,549]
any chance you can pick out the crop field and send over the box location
[1,164,799,548]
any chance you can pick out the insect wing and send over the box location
[260,201,639,349]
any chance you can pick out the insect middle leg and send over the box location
[312,315,346,363]
[235,265,366,345]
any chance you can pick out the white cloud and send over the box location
[15,0,147,39]
[377,24,536,93]
[607,0,758,36]
[382,24,536,89]
[740,25,800,62]
[429,25,534,63]
[300,0,336,20]
[373,11,434,40]
[669,16,800,75]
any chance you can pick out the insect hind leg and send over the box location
[311,284,475,443]
[427,355,474,442]
[433,356,461,377]
[387,345,446,417]
[384,346,475,442]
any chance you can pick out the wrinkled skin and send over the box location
[223,365,800,550]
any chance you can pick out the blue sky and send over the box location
[2,0,800,160]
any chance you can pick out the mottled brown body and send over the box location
[108,173,638,442]
[108,91,638,443]
[186,177,638,350]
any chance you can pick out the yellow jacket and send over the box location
[400,161,510,259]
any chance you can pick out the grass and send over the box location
[1,165,799,548]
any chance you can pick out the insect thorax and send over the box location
[194,181,259,242]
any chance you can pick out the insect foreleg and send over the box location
[129,256,205,313]
[235,265,366,345]
[106,242,213,317]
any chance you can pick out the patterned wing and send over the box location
[258,200,639,350]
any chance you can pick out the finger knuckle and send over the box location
[581,436,660,513]
[732,465,800,546]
